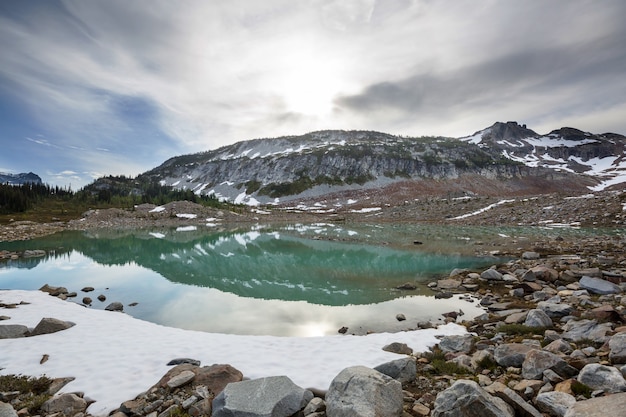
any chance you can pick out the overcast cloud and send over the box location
[1,0,625,187]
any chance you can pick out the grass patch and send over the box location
[571,380,592,398]
[0,375,53,414]
[497,324,549,336]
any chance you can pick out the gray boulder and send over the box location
[577,363,626,393]
[564,392,626,417]
[481,269,503,281]
[579,276,622,295]
[522,350,578,380]
[535,391,576,417]
[374,357,417,384]
[609,332,626,364]
[494,343,536,368]
[29,317,75,336]
[432,380,514,417]
[212,376,312,417]
[537,302,574,318]
[326,366,402,417]
[0,402,17,417]
[524,309,553,328]
[561,319,612,343]
[483,381,542,417]
[105,302,124,312]
[0,325,29,339]
[41,393,87,415]
[439,334,475,354]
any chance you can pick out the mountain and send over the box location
[139,123,626,205]
[0,172,42,185]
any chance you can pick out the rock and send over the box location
[561,319,612,343]
[167,358,201,366]
[105,302,124,312]
[484,381,543,417]
[577,363,626,393]
[437,279,462,290]
[439,334,475,354]
[155,364,198,389]
[0,325,29,339]
[167,370,195,389]
[563,392,626,416]
[47,377,75,395]
[530,266,559,282]
[193,364,243,396]
[374,357,417,384]
[29,317,75,336]
[326,366,402,417]
[81,286,95,292]
[537,302,574,318]
[522,350,578,380]
[338,326,348,334]
[212,376,312,417]
[395,313,406,321]
[412,403,430,416]
[303,397,325,415]
[23,249,46,258]
[41,393,87,415]
[524,309,553,328]
[382,342,413,355]
[579,276,622,295]
[494,343,536,368]
[97,294,106,302]
[432,380,514,417]
[535,391,576,417]
[82,297,92,305]
[481,269,504,281]
[39,284,68,296]
[543,339,573,355]
[0,402,17,417]
[609,332,626,364]
[396,283,416,290]
[522,251,540,260]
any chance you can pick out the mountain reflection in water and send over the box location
[1,223,509,335]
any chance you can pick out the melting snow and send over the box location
[450,199,516,220]
[176,213,197,219]
[350,207,382,213]
[149,206,166,213]
[176,226,197,232]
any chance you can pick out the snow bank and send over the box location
[0,290,468,416]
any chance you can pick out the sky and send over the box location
[1,0,625,188]
[0,289,468,415]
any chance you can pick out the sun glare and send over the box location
[279,55,344,116]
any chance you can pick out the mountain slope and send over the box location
[140,123,625,205]
[0,172,42,185]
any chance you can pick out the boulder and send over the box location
[29,317,75,336]
[483,381,543,417]
[212,376,312,417]
[537,302,574,318]
[579,276,622,295]
[524,309,553,328]
[530,266,559,282]
[561,319,612,343]
[494,343,536,368]
[0,402,17,417]
[609,332,626,364]
[577,363,626,393]
[543,339,573,355]
[39,284,68,296]
[374,357,417,384]
[193,364,244,395]
[522,350,578,380]
[481,269,503,281]
[167,358,201,366]
[535,391,576,417]
[326,366,402,417]
[438,334,475,354]
[437,279,462,290]
[167,370,195,389]
[522,251,540,260]
[41,393,87,415]
[0,325,29,339]
[432,380,514,417]
[105,302,124,312]
[564,392,626,416]
[382,342,413,355]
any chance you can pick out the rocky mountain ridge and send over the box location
[0,172,42,185]
[139,122,626,205]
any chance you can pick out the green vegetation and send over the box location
[0,175,235,224]
[570,380,593,398]
[423,348,471,376]
[497,324,550,336]
[0,374,52,413]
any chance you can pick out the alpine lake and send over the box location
[0,222,599,337]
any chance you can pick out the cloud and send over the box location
[0,0,625,187]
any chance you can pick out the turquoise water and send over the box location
[0,222,583,336]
